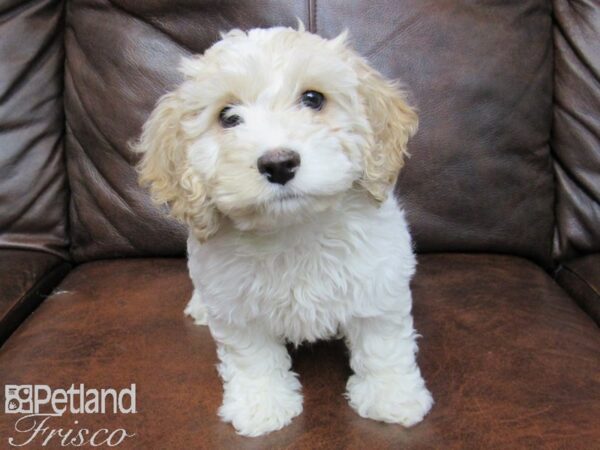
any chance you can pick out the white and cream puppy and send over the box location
[134,25,433,437]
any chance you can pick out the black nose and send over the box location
[257,149,301,185]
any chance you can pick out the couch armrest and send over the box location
[555,254,600,326]
[0,249,70,344]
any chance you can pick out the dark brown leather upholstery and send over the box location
[556,254,600,326]
[2,1,600,448]
[1,255,598,448]
[552,0,600,261]
[64,0,556,267]
[0,0,69,258]
[0,250,70,344]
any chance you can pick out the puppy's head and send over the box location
[133,27,417,240]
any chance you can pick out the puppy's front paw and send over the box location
[219,374,303,437]
[346,374,433,427]
[184,290,208,326]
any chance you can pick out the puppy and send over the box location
[134,26,433,437]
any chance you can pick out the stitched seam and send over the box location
[308,0,316,33]
[0,262,71,347]
[562,265,600,300]
[60,0,73,262]
[550,1,561,264]
[546,0,560,265]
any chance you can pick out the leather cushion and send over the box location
[0,0,69,258]
[0,249,70,344]
[552,0,600,261]
[556,254,600,326]
[1,254,598,448]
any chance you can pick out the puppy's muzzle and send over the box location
[257,148,301,185]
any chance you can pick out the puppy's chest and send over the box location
[196,228,376,337]
[245,241,360,304]
[242,244,366,341]
[227,235,364,305]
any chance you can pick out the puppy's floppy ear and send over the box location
[132,90,220,242]
[355,58,418,203]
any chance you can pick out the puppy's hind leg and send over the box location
[184,289,208,326]
[343,312,433,427]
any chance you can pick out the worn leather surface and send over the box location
[0,250,70,344]
[552,0,600,262]
[317,0,555,266]
[1,255,598,448]
[65,1,555,266]
[64,0,308,261]
[556,254,600,326]
[0,0,69,258]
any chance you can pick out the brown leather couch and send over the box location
[1,1,599,448]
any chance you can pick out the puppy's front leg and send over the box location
[184,289,208,325]
[344,313,433,427]
[209,319,303,436]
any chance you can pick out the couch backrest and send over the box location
[552,0,600,262]
[63,0,561,266]
[3,0,594,267]
[7,2,599,268]
[0,0,68,259]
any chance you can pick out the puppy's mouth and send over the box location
[224,189,341,232]
[258,189,312,212]
[274,191,303,202]
[262,191,311,212]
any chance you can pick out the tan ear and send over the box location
[355,59,418,203]
[132,91,220,242]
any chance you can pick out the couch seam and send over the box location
[308,0,316,33]
[548,0,561,267]
[560,265,600,300]
[61,0,75,263]
[0,261,71,347]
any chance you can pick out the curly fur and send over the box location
[134,26,432,437]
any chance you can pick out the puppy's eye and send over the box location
[219,106,243,128]
[300,90,325,110]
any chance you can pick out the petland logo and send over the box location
[4,384,136,447]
